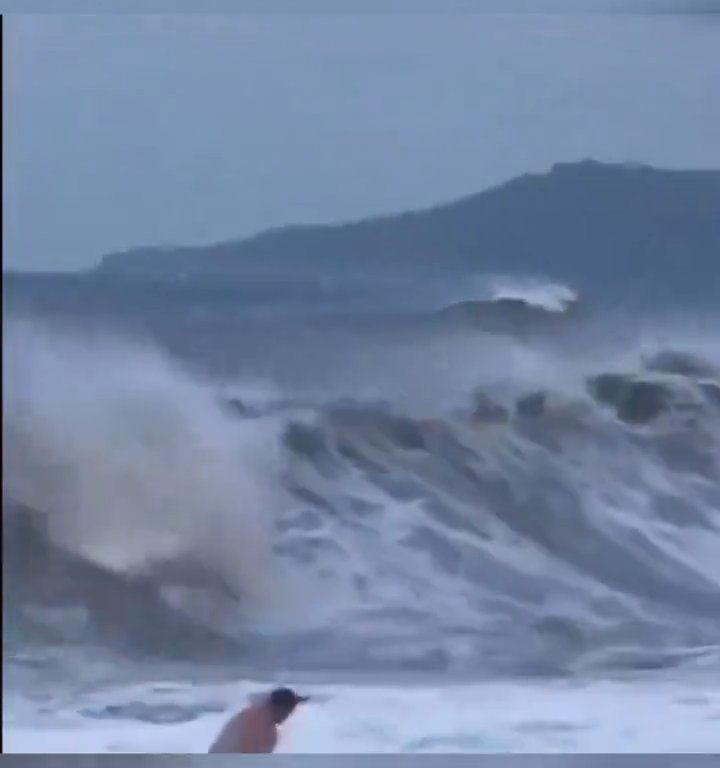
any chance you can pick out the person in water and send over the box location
[209,687,309,753]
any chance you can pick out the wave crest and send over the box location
[4,321,720,674]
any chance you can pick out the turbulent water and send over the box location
[3,268,720,751]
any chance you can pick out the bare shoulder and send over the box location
[238,705,266,726]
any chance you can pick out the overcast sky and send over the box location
[4,12,720,271]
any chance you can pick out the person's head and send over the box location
[267,687,309,724]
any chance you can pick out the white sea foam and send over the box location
[4,676,720,753]
[488,276,578,313]
[3,321,286,611]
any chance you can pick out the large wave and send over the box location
[4,317,720,676]
[3,323,292,654]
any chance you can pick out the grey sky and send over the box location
[4,13,720,271]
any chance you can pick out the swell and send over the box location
[4,321,720,675]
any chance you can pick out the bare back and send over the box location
[208,706,278,754]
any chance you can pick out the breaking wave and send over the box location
[435,275,582,337]
[4,318,720,676]
[487,276,578,314]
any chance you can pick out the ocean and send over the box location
[3,267,720,752]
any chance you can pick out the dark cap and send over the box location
[269,687,310,710]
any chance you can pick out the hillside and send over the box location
[95,160,720,297]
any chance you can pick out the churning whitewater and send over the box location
[4,273,720,690]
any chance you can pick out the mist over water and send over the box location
[4,269,720,690]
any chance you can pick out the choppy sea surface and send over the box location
[3,268,720,752]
